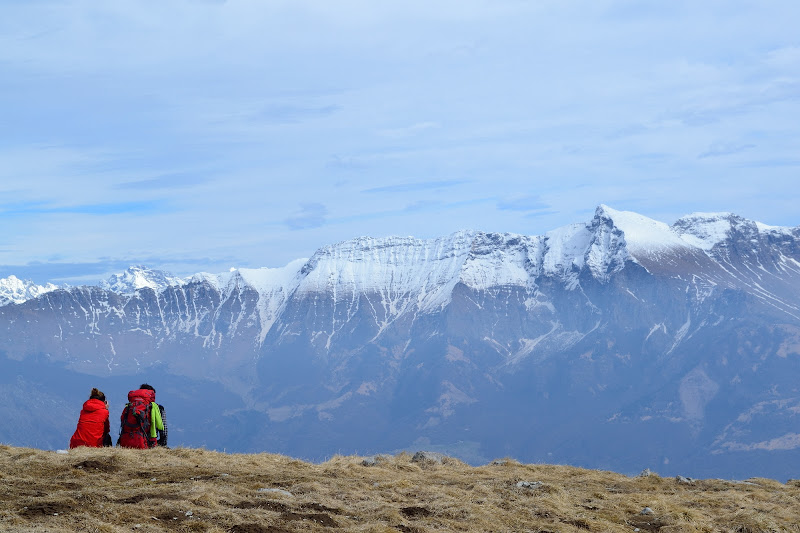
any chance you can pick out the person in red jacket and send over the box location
[69,388,111,449]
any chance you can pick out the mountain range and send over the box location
[1,205,798,480]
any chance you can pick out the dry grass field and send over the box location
[1,444,798,533]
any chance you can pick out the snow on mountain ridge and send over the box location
[296,213,639,309]
[188,271,230,291]
[585,207,632,281]
[755,221,791,234]
[5,206,796,310]
[232,261,308,296]
[94,206,791,308]
[100,265,186,295]
[540,206,636,285]
[592,206,797,264]
[595,205,689,253]
[460,233,543,289]
[296,231,479,312]
[541,223,593,284]
[0,275,59,306]
[672,212,741,251]
[232,261,308,343]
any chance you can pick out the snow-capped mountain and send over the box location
[0,275,58,306]
[99,265,186,295]
[1,205,799,479]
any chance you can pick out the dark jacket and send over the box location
[156,404,168,447]
[69,398,110,449]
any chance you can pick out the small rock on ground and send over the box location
[516,481,543,489]
[361,454,392,466]
[411,451,447,464]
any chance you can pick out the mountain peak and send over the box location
[672,212,746,251]
[0,275,59,306]
[592,205,688,252]
[99,265,185,295]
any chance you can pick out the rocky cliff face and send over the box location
[1,206,798,479]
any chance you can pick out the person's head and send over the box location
[140,383,155,394]
[89,388,106,403]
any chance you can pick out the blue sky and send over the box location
[1,1,799,285]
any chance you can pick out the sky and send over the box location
[1,1,799,285]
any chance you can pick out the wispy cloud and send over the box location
[737,158,800,168]
[330,197,494,225]
[362,180,468,194]
[607,123,650,140]
[326,155,366,171]
[285,203,328,230]
[402,200,444,213]
[0,200,50,215]
[765,46,800,68]
[497,195,550,212]
[699,142,755,159]
[666,80,800,127]
[378,122,441,139]
[0,200,168,216]
[116,172,211,190]
[523,210,559,219]
[253,104,341,124]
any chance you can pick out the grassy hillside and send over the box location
[0,445,798,532]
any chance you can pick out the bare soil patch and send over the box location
[400,505,432,518]
[230,524,292,533]
[19,499,75,517]
[74,457,119,472]
[280,510,339,527]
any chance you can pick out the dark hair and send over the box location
[140,383,155,393]
[89,388,106,402]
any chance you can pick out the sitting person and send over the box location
[69,388,111,448]
[118,383,165,449]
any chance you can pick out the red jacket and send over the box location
[69,398,110,449]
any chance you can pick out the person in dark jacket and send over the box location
[69,388,111,449]
[118,384,165,449]
[139,383,168,447]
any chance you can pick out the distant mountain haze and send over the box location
[1,205,798,480]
